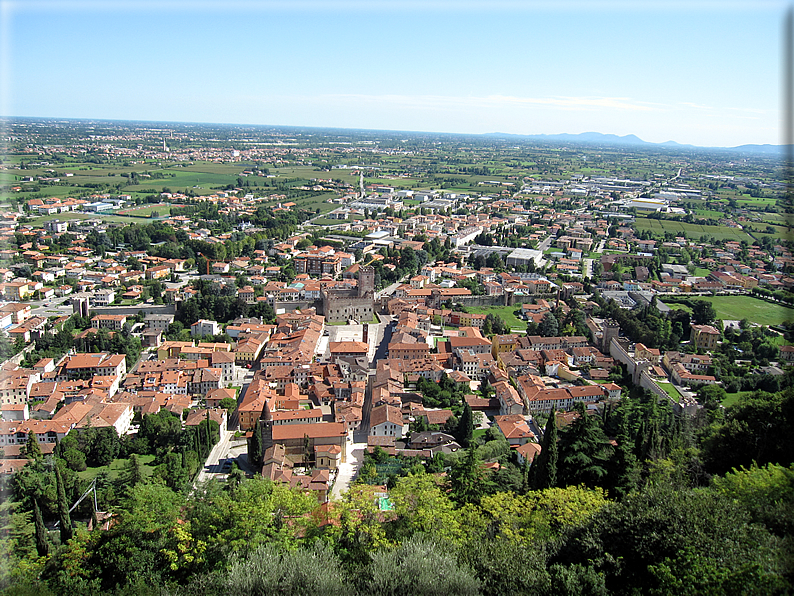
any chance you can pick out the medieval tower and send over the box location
[358,266,375,298]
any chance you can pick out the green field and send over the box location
[721,391,754,408]
[465,305,525,332]
[693,209,725,218]
[657,382,682,400]
[310,215,363,226]
[77,454,156,482]
[24,211,146,226]
[1,160,269,203]
[634,218,754,242]
[736,194,778,206]
[117,203,173,217]
[669,296,794,326]
[693,268,711,277]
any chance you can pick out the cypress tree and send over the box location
[55,464,73,544]
[250,420,263,467]
[607,422,641,499]
[557,402,614,488]
[32,496,49,558]
[91,504,99,532]
[205,409,212,456]
[24,431,43,460]
[119,453,144,495]
[531,409,558,490]
[456,403,474,448]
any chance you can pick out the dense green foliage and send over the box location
[5,386,793,595]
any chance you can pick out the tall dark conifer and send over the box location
[55,464,73,544]
[456,403,474,448]
[250,420,263,467]
[24,431,42,460]
[32,496,49,558]
[558,402,614,488]
[531,409,558,490]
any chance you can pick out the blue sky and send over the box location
[0,1,787,147]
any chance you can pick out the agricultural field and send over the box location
[288,192,339,215]
[693,209,725,218]
[1,159,278,203]
[25,211,142,226]
[735,194,778,206]
[634,217,754,242]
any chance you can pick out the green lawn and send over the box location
[721,391,753,408]
[77,454,156,482]
[24,211,146,226]
[117,203,172,217]
[657,382,682,400]
[310,215,364,226]
[634,218,754,242]
[693,209,725,218]
[667,296,794,326]
[464,305,525,331]
[693,268,711,277]
[704,296,794,326]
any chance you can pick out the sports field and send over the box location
[117,203,173,217]
[668,296,794,326]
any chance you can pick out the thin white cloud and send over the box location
[678,101,713,109]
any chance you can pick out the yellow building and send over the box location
[491,334,519,359]
[690,324,720,351]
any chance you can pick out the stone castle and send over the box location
[321,266,376,323]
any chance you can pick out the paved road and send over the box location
[535,234,553,268]
[371,317,393,366]
[583,258,593,279]
[330,439,367,500]
[194,428,235,485]
[228,366,255,430]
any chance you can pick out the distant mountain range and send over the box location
[484,131,790,155]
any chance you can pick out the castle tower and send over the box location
[72,296,90,318]
[601,319,620,354]
[358,266,375,298]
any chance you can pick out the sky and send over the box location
[0,0,789,147]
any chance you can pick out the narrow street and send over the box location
[194,428,235,485]
[330,439,367,500]
[330,311,393,498]
[583,258,593,279]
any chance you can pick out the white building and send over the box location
[191,319,221,338]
